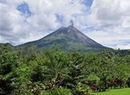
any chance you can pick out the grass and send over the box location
[92,88,130,95]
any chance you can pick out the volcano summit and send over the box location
[19,23,107,52]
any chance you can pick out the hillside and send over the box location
[18,25,107,52]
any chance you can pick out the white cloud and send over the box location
[0,0,130,49]
[0,0,87,45]
[83,0,130,49]
[115,44,130,49]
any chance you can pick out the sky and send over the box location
[0,0,130,49]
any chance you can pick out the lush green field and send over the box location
[92,88,130,95]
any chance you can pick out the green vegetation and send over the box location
[0,44,130,95]
[93,88,130,95]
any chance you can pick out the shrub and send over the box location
[126,76,130,87]
[52,87,72,95]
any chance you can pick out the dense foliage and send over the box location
[0,44,130,95]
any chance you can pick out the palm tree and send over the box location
[43,49,69,89]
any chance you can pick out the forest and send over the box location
[0,44,130,95]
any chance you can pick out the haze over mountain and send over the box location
[18,23,107,52]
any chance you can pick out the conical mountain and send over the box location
[18,25,107,52]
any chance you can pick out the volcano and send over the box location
[18,24,107,52]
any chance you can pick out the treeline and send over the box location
[0,44,130,95]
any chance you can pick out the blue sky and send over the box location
[83,0,93,7]
[0,0,130,49]
[17,2,32,17]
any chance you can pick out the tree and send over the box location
[127,76,130,87]
[0,44,18,94]
[43,48,69,89]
